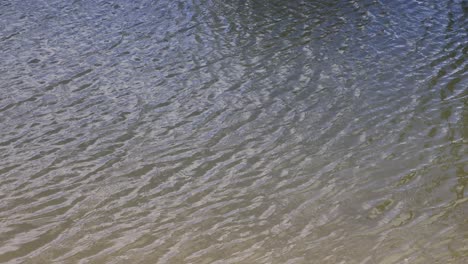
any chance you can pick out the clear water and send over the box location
[0,0,467,263]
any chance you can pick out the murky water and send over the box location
[1,0,467,263]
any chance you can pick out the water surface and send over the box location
[0,0,467,263]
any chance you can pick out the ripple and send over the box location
[1,0,467,263]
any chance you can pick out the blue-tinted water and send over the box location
[0,0,467,263]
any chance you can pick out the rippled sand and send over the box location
[0,0,467,263]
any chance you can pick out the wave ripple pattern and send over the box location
[0,0,467,263]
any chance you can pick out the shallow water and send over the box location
[0,0,467,263]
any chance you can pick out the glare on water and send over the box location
[0,0,467,263]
